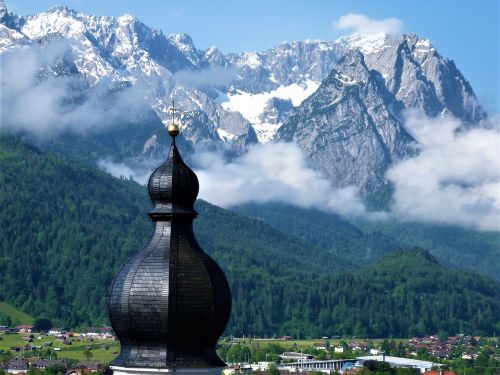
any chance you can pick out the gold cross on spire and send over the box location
[167,100,180,139]
[169,100,177,122]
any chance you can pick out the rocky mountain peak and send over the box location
[117,14,137,25]
[47,5,75,14]
[168,32,195,50]
[204,46,230,67]
[336,32,390,55]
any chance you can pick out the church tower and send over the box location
[108,103,232,375]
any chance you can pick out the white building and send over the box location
[250,362,274,371]
[356,355,442,373]
[279,352,314,361]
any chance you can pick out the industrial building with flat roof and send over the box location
[356,355,442,373]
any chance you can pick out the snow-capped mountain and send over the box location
[0,2,486,191]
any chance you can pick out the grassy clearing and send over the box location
[0,333,119,363]
[0,303,33,325]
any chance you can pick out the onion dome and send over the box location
[147,143,199,219]
[108,102,231,372]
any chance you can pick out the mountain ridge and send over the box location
[1,1,485,179]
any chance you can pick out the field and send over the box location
[0,333,120,363]
[0,303,33,326]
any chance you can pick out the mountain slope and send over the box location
[0,135,352,334]
[233,202,402,264]
[1,135,499,337]
[275,50,415,192]
[352,219,500,282]
[233,203,500,281]
[341,249,500,337]
[0,302,34,326]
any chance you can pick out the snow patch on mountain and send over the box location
[217,80,319,142]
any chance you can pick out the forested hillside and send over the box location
[0,135,151,326]
[233,203,402,264]
[1,135,499,338]
[234,203,500,280]
[322,250,500,338]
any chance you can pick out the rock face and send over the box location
[226,40,342,92]
[361,34,485,125]
[276,51,415,192]
[275,35,486,192]
[0,3,486,191]
[259,97,294,124]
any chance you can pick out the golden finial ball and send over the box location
[168,122,180,138]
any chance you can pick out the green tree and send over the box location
[34,318,53,332]
[83,349,93,361]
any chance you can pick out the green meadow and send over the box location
[0,333,119,363]
[0,303,34,326]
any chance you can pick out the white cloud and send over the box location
[193,142,386,220]
[98,158,154,183]
[99,142,386,220]
[387,112,500,232]
[0,40,147,135]
[172,65,237,89]
[334,13,403,35]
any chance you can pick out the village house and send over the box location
[48,328,64,336]
[3,359,29,374]
[15,325,34,334]
[85,326,115,340]
[313,342,327,351]
[76,361,102,373]
[30,358,67,371]
[348,341,369,352]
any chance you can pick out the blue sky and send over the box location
[7,0,499,113]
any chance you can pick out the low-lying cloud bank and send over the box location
[99,113,499,232]
[98,157,157,185]
[386,112,500,232]
[193,142,385,220]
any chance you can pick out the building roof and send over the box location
[30,359,67,369]
[356,355,441,369]
[4,359,29,370]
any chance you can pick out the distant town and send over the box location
[0,325,498,375]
